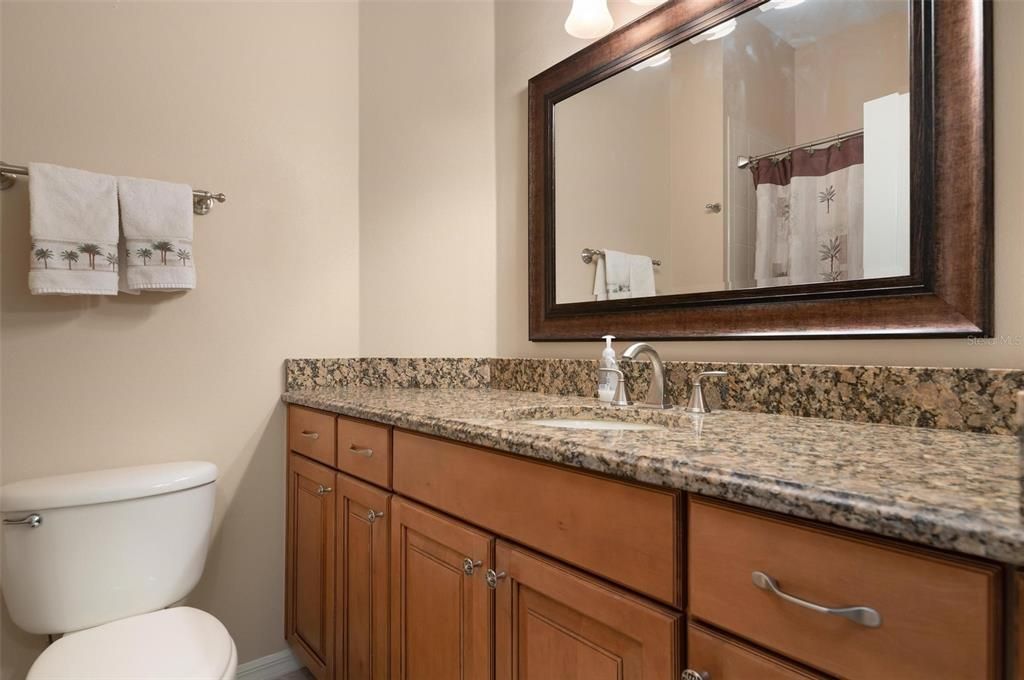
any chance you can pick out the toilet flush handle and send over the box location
[3,513,42,528]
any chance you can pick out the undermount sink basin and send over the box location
[523,418,666,432]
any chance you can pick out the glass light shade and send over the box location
[630,50,672,71]
[689,18,737,44]
[564,0,614,39]
[629,0,667,6]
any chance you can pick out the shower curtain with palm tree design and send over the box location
[750,133,864,287]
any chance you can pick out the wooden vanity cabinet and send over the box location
[390,497,494,680]
[335,475,391,680]
[286,452,337,680]
[287,405,1012,680]
[494,540,681,680]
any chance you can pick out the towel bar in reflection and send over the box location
[580,248,662,267]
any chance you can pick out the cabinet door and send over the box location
[336,474,390,680]
[390,497,493,680]
[495,541,680,680]
[286,453,337,680]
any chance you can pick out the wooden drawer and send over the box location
[686,624,824,680]
[288,406,337,467]
[337,416,392,489]
[393,430,682,607]
[689,498,1002,680]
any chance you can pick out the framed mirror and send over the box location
[528,0,992,340]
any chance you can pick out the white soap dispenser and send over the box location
[598,335,619,403]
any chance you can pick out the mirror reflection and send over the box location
[554,0,909,304]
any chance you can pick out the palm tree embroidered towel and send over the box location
[118,176,195,292]
[28,163,119,295]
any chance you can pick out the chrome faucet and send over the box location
[621,343,672,409]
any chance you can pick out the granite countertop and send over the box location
[282,386,1024,565]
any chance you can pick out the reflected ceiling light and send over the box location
[564,0,614,39]
[760,0,806,11]
[630,51,672,71]
[689,18,736,44]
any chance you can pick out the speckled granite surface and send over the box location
[287,357,1024,434]
[286,357,489,390]
[283,386,1024,564]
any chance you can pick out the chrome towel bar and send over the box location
[0,161,225,216]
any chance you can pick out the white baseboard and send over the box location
[236,649,302,680]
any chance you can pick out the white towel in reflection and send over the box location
[603,249,631,299]
[628,254,656,298]
[593,257,608,301]
[593,249,655,300]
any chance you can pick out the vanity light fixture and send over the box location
[630,50,672,71]
[688,18,737,44]
[760,0,806,11]
[564,0,614,39]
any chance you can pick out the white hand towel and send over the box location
[628,254,656,298]
[28,163,119,295]
[593,258,608,301]
[603,249,632,299]
[118,176,195,292]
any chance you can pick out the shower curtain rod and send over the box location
[736,128,864,169]
[0,161,226,216]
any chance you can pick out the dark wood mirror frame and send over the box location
[528,0,992,341]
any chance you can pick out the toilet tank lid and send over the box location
[0,461,218,513]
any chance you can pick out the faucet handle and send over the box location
[598,367,631,407]
[686,371,728,413]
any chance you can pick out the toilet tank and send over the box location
[1,461,218,634]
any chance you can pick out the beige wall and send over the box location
[0,3,360,677]
[794,10,909,141]
[668,39,724,295]
[554,60,672,303]
[358,0,497,357]
[722,18,795,287]
[495,0,1024,369]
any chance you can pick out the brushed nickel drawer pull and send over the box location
[348,446,374,458]
[682,671,710,680]
[3,513,42,528]
[752,571,881,628]
[300,430,320,440]
[367,510,384,523]
[316,485,333,496]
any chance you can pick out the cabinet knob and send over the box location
[485,569,506,589]
[463,558,483,576]
[316,485,333,496]
[682,671,710,680]
[366,510,384,523]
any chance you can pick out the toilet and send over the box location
[0,461,237,679]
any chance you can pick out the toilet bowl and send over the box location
[1,462,236,679]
